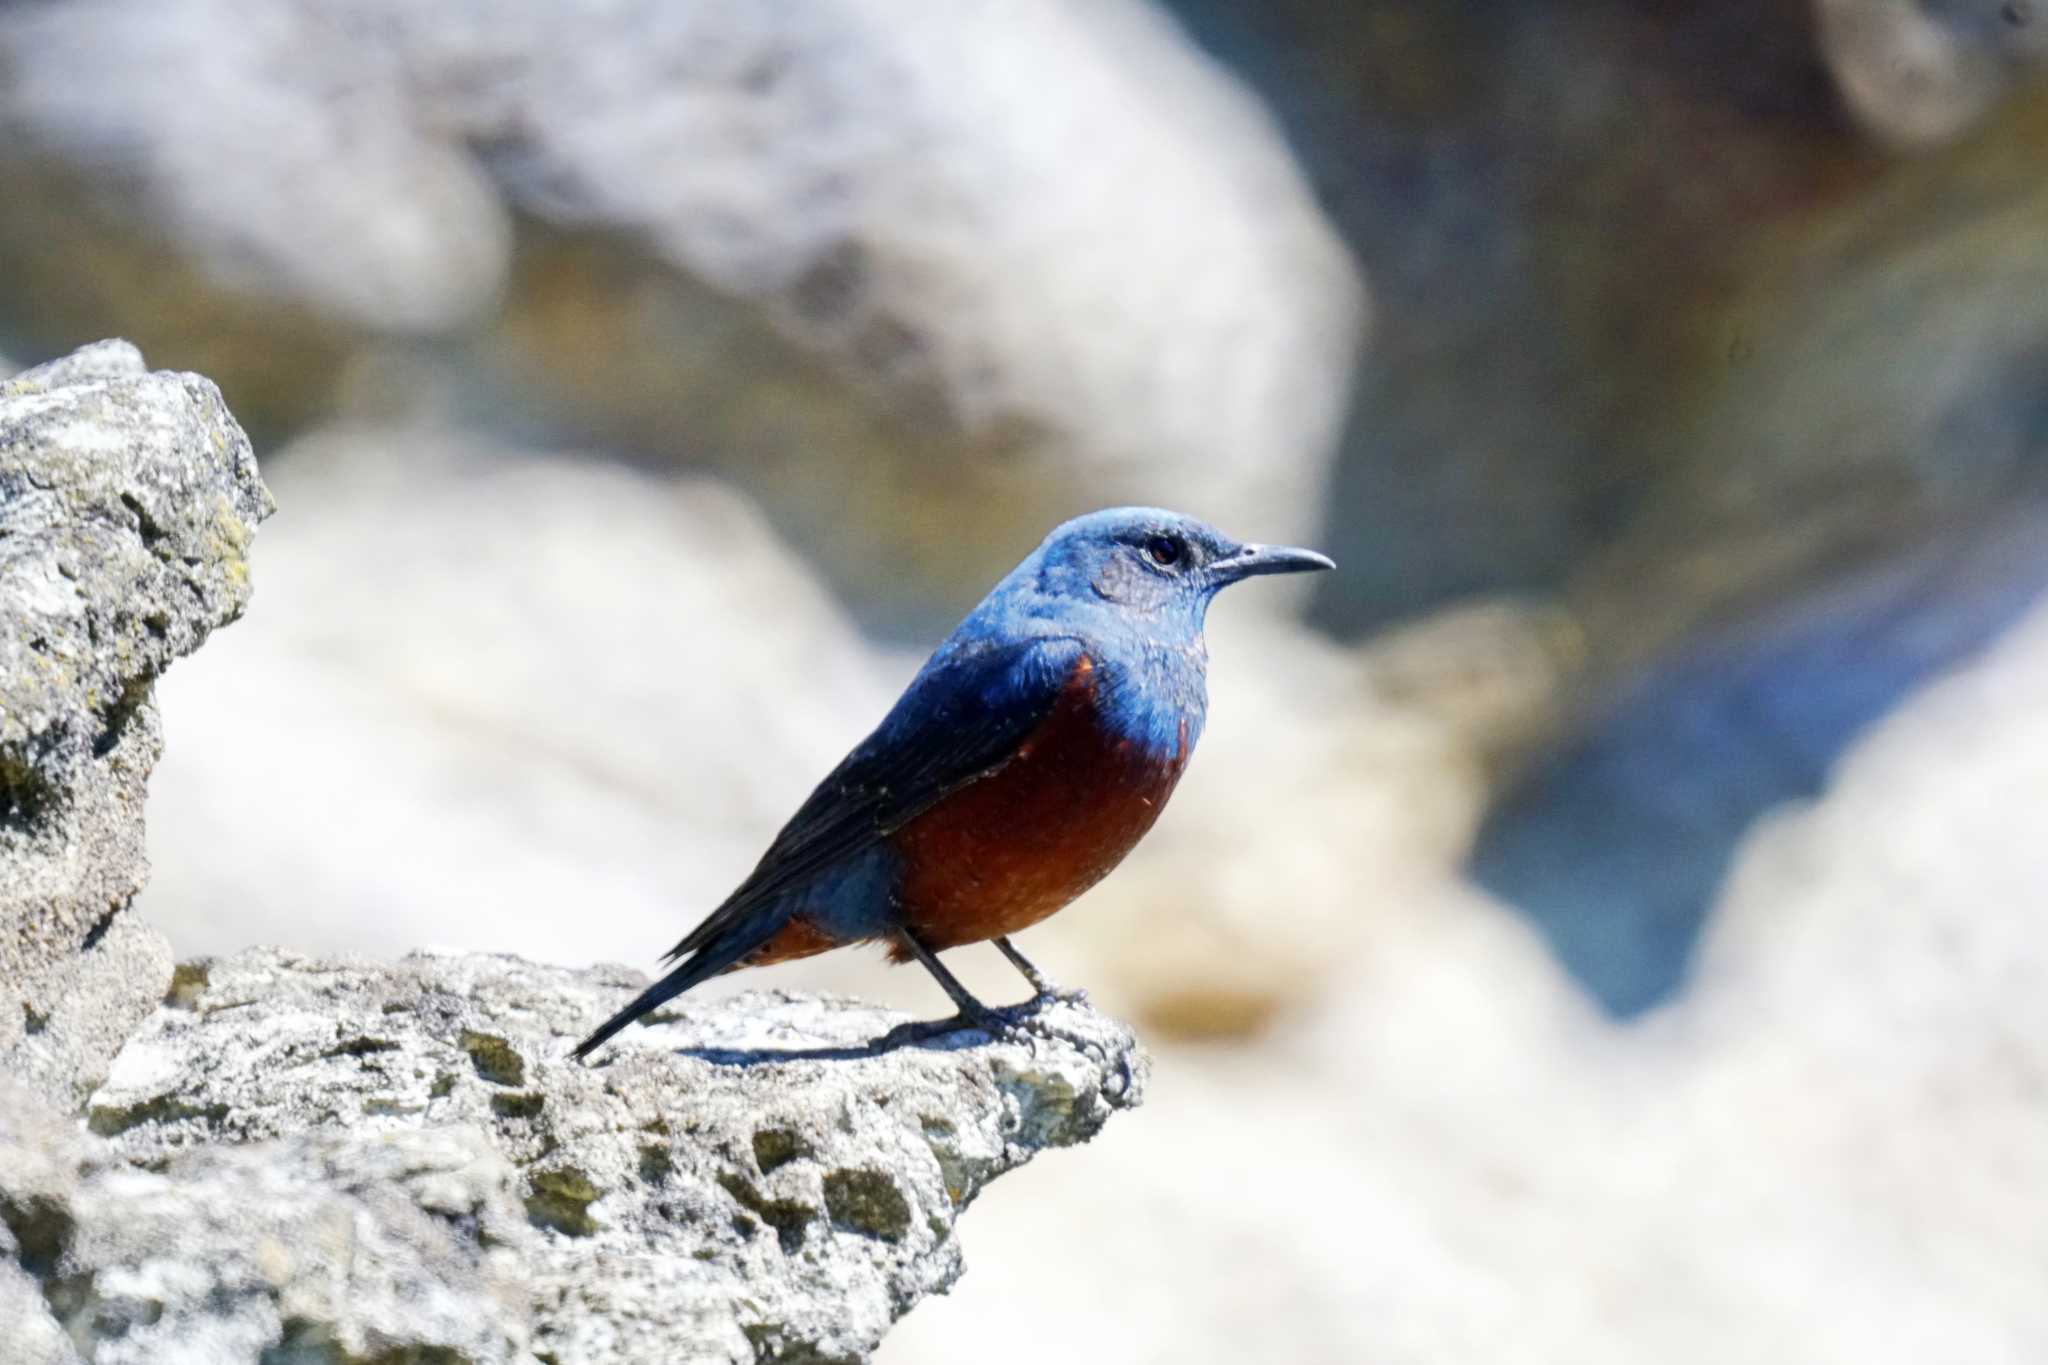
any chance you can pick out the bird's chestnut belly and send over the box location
[889,679,1187,952]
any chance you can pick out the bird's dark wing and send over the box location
[662,632,1087,963]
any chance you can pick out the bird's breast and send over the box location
[889,655,1190,952]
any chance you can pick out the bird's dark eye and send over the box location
[1145,535,1184,567]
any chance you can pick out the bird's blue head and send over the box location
[1021,507,1335,637]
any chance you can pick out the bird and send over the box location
[574,507,1333,1060]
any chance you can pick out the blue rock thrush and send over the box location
[574,508,1333,1058]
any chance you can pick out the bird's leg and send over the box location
[876,930,1006,1048]
[988,936,1108,1065]
[993,936,1086,1006]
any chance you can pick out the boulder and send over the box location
[0,341,1144,1363]
[8,948,1143,1364]
[0,340,272,1108]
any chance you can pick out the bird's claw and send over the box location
[869,994,1105,1068]
[990,996,1113,1069]
[1018,1017,1112,1069]
[872,1005,1005,1052]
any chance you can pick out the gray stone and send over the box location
[0,1262,79,1365]
[0,1081,88,1365]
[0,1072,528,1365]
[0,340,272,1108]
[9,946,1143,1364]
[2,911,174,1116]
[1172,2,2048,1012]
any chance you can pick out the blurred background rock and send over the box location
[3,0,2045,1360]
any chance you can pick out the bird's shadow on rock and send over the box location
[599,997,1093,1068]
[672,1026,991,1067]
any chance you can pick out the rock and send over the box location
[0,0,1362,621]
[0,340,272,1108]
[0,345,1141,1362]
[0,1083,88,1365]
[3,947,1143,1363]
[10,1104,532,1364]
[3,912,175,1117]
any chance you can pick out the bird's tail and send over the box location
[572,916,782,1061]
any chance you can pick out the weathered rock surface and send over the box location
[4,947,1142,1364]
[0,340,271,1108]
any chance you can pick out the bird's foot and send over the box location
[996,998,1117,1070]
[871,1003,1007,1053]
[867,995,1103,1066]
[1020,983,1090,1012]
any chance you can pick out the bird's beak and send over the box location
[1209,543,1337,584]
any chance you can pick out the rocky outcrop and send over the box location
[9,949,1139,1364]
[0,341,1144,1362]
[0,340,272,1108]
